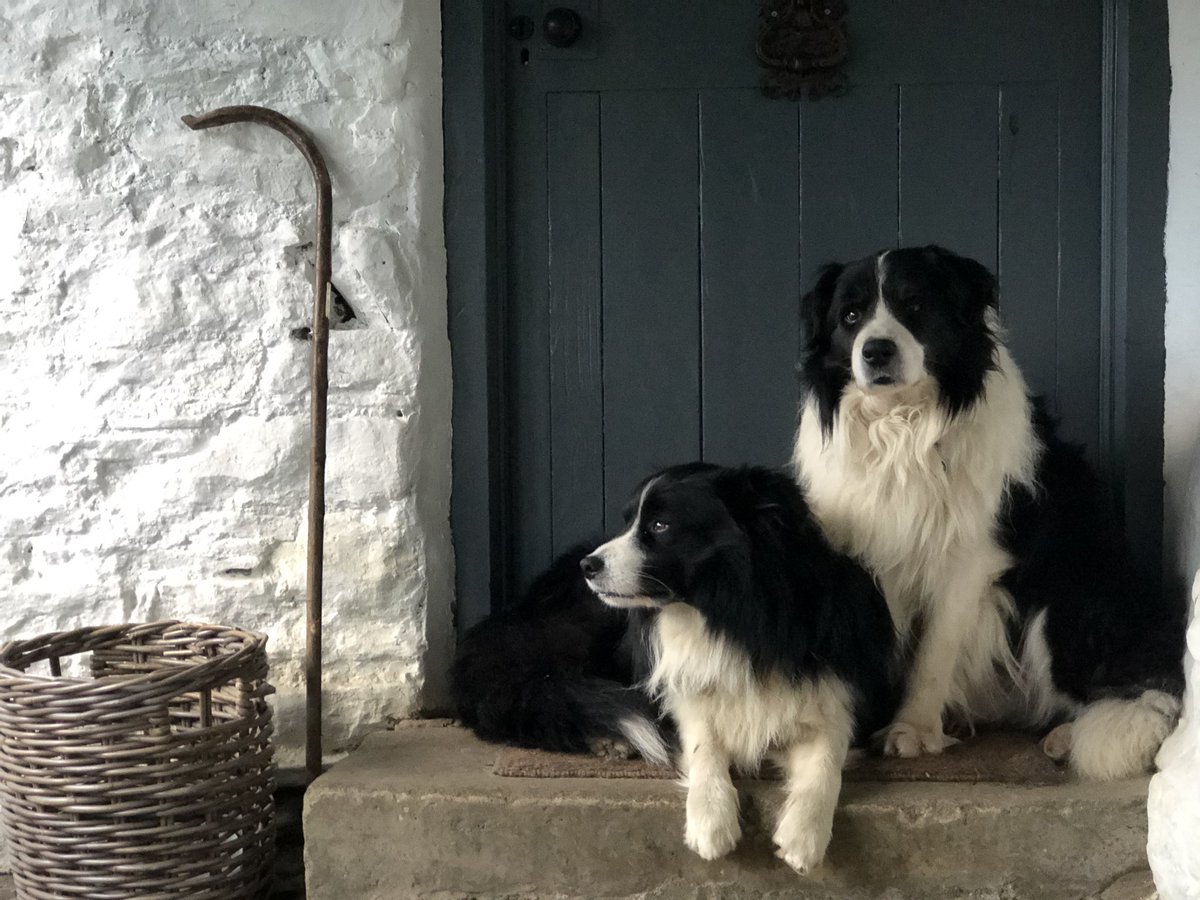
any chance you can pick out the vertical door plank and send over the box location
[998,83,1059,407]
[1056,7,1103,462]
[699,89,800,467]
[548,92,605,550]
[507,87,554,593]
[899,83,1000,272]
[800,84,899,284]
[601,91,700,528]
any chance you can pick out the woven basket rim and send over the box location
[0,619,277,898]
[0,620,268,690]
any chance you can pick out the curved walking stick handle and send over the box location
[183,105,330,783]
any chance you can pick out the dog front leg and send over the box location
[676,711,740,860]
[774,722,850,875]
[880,558,995,757]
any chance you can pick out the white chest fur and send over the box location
[792,346,1055,726]
[792,347,1040,621]
[648,604,852,770]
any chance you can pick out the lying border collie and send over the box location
[792,244,1185,780]
[451,542,669,765]
[454,463,899,869]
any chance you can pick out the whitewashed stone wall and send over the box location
[0,0,453,771]
[1149,3,1200,898]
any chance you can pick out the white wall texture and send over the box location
[1149,2,1200,898]
[0,0,453,771]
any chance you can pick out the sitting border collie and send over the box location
[792,244,1185,780]
[454,463,899,871]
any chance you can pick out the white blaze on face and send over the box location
[850,252,926,390]
[585,478,661,609]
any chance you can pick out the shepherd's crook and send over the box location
[182,105,331,782]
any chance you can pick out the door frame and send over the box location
[442,0,1170,634]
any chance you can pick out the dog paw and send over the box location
[685,816,741,861]
[684,786,741,860]
[775,843,825,876]
[877,720,958,758]
[773,820,830,875]
[1041,722,1073,762]
[588,736,635,760]
[1048,691,1183,779]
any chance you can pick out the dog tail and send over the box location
[1065,690,1181,780]
[453,671,671,766]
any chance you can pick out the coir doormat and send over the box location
[493,731,1070,784]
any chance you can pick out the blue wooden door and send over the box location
[503,1,1104,596]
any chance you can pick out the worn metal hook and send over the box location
[182,105,331,783]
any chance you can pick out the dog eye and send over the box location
[648,520,670,534]
[843,309,861,326]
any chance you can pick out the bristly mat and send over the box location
[493,731,1070,784]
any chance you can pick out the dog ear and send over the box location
[688,542,753,626]
[687,495,794,675]
[694,541,796,673]
[923,244,997,314]
[800,262,844,346]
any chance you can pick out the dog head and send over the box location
[580,463,745,610]
[799,245,998,429]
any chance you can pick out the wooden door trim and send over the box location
[1101,0,1169,584]
[444,0,510,633]
[442,0,1171,633]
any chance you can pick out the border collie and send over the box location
[452,464,898,868]
[792,244,1185,780]
[451,543,669,765]
[460,462,898,871]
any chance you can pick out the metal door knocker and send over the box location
[757,0,850,100]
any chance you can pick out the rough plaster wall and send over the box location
[1149,2,1200,897]
[0,0,453,775]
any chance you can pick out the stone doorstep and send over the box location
[303,724,1154,900]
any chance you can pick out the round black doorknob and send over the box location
[543,8,583,48]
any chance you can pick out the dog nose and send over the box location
[862,338,897,367]
[580,555,604,578]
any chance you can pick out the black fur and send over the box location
[999,401,1186,703]
[450,546,656,755]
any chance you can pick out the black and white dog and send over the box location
[792,244,1185,780]
[582,463,898,869]
[454,463,899,870]
[451,542,670,765]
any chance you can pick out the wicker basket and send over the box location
[0,621,276,899]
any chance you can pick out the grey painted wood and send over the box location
[515,0,1064,94]
[998,83,1060,407]
[506,65,554,598]
[444,0,507,631]
[699,90,800,467]
[449,0,1165,610]
[600,92,701,529]
[1115,0,1169,583]
[899,83,999,272]
[547,93,605,550]
[1055,5,1104,460]
[799,84,900,281]
[857,2,1055,86]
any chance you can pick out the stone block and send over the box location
[305,725,1153,900]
